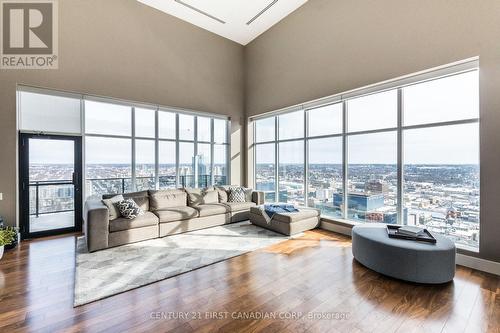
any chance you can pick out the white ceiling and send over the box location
[137,0,308,45]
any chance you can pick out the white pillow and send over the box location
[242,187,253,202]
[202,190,219,204]
[102,194,124,220]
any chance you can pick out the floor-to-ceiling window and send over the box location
[158,111,177,189]
[213,118,229,185]
[17,87,231,204]
[252,61,479,249]
[85,103,230,198]
[402,71,480,249]
[278,110,305,205]
[307,103,343,218]
[255,117,276,202]
[346,90,398,222]
[85,101,134,196]
[134,107,156,191]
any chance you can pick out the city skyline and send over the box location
[256,162,480,249]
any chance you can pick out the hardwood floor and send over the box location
[0,229,498,333]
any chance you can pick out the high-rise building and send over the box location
[365,180,388,194]
[316,188,335,201]
[333,192,407,224]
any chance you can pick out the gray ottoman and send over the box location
[249,206,320,235]
[352,224,456,284]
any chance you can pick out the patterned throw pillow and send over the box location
[117,199,144,219]
[228,187,246,202]
[227,186,252,202]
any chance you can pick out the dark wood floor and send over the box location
[0,230,498,333]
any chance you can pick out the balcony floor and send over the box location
[30,211,74,232]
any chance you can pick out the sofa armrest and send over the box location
[251,191,265,205]
[84,199,109,252]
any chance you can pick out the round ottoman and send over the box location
[352,224,455,284]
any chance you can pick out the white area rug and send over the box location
[74,221,289,306]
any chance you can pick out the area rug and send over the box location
[74,221,289,306]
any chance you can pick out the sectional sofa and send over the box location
[84,187,264,252]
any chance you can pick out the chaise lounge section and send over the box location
[84,187,265,252]
[249,206,320,235]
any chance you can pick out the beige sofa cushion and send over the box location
[185,188,219,206]
[154,206,199,223]
[195,203,230,217]
[260,208,319,224]
[123,191,150,211]
[149,189,187,210]
[109,211,159,232]
[223,201,257,212]
[102,191,150,211]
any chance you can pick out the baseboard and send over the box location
[320,220,500,276]
[320,220,352,237]
[456,253,500,276]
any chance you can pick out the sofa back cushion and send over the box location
[102,191,149,212]
[124,191,150,211]
[149,189,187,210]
[185,188,204,206]
[214,186,228,203]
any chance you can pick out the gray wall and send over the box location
[245,0,500,262]
[0,0,245,228]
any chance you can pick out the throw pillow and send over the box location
[242,187,253,202]
[203,190,219,204]
[102,194,124,220]
[226,186,252,202]
[215,187,228,203]
[117,199,144,219]
[228,187,246,202]
[185,188,204,206]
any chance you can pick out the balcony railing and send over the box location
[29,180,75,217]
[86,175,227,199]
